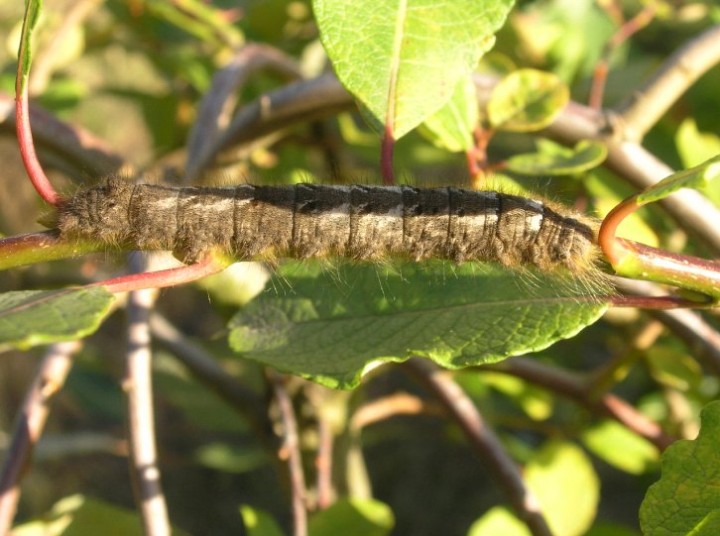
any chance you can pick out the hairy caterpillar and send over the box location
[53,179,599,273]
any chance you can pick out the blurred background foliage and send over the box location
[1,0,720,534]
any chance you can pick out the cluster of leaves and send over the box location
[1,0,720,535]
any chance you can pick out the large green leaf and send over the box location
[228,261,608,389]
[313,0,514,139]
[640,401,720,536]
[0,288,114,350]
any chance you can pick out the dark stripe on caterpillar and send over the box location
[53,178,599,272]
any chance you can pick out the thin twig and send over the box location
[617,24,720,142]
[350,392,431,431]
[479,357,675,451]
[268,371,307,536]
[614,278,720,377]
[589,4,656,109]
[124,256,171,536]
[186,43,302,181]
[315,416,334,511]
[0,94,131,180]
[0,340,81,535]
[404,358,553,536]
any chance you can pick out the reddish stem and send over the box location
[598,194,640,266]
[95,254,229,293]
[590,4,657,109]
[381,124,395,185]
[15,86,60,205]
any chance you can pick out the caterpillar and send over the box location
[52,178,599,273]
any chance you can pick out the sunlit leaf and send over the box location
[636,155,720,206]
[640,401,720,535]
[418,76,478,153]
[524,441,599,536]
[487,69,569,132]
[314,0,514,139]
[506,140,607,175]
[582,420,659,475]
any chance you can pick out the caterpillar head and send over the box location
[55,178,135,245]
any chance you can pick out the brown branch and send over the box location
[186,43,303,182]
[124,257,171,536]
[478,357,675,451]
[268,371,307,536]
[0,340,81,535]
[350,392,431,431]
[404,359,553,536]
[617,24,720,142]
[187,73,351,181]
[613,278,720,377]
[0,94,132,181]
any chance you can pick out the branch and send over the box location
[0,340,81,535]
[404,359,553,536]
[617,24,720,141]
[478,357,675,451]
[613,278,720,377]
[268,371,307,536]
[0,93,131,180]
[186,43,303,182]
[124,257,171,536]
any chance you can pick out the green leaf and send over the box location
[581,420,659,475]
[468,506,529,536]
[16,0,43,94]
[636,155,720,206]
[646,346,703,391]
[11,494,191,536]
[418,76,478,152]
[470,441,600,536]
[506,140,607,176]
[240,505,285,536]
[487,69,569,132]
[524,441,599,536]
[676,118,720,169]
[228,261,608,389]
[313,0,514,139]
[0,288,114,350]
[308,498,394,536]
[480,372,554,420]
[640,401,720,536]
[196,442,268,474]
